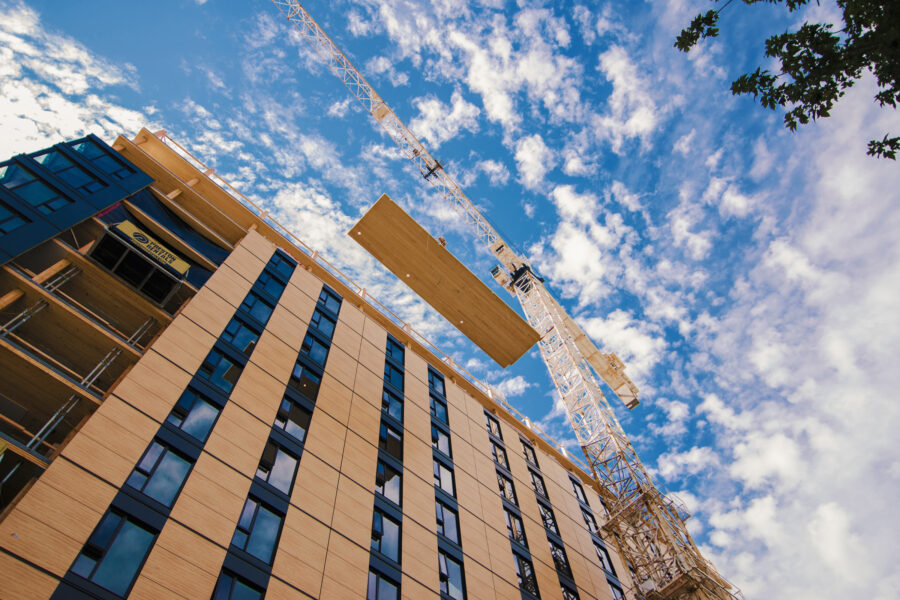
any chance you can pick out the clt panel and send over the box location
[349,195,539,367]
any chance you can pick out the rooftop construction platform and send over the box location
[349,194,540,368]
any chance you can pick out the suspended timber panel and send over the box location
[349,194,539,367]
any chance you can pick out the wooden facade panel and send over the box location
[459,507,490,567]
[0,552,59,600]
[339,430,378,493]
[0,509,81,576]
[450,431,476,476]
[402,465,436,532]
[332,319,362,360]
[351,364,382,408]
[357,338,384,380]
[323,345,357,390]
[290,453,339,525]
[179,285,235,338]
[316,373,353,425]
[286,264,324,303]
[454,468,483,524]
[266,302,309,354]
[265,576,316,600]
[401,575,440,600]
[320,534,369,600]
[228,361,284,425]
[247,330,297,385]
[272,507,329,596]
[110,349,190,423]
[138,541,219,600]
[156,519,226,578]
[533,558,561,600]
[222,242,268,283]
[150,313,217,375]
[303,409,347,469]
[345,393,380,448]
[237,228,276,262]
[401,519,439,593]
[11,478,105,549]
[403,432,433,493]
[403,347,428,386]
[171,453,250,547]
[462,558,496,600]
[492,572,523,600]
[38,457,117,514]
[484,527,517,587]
[331,474,374,549]
[203,263,258,308]
[361,316,388,355]
[337,302,365,336]
[203,402,270,478]
[276,276,318,325]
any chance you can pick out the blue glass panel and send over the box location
[143,451,191,506]
[246,505,281,564]
[91,520,155,595]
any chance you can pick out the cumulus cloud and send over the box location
[476,159,510,186]
[409,89,481,148]
[514,133,554,190]
[594,45,658,153]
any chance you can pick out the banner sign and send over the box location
[115,220,190,275]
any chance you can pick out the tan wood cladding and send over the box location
[0,552,59,599]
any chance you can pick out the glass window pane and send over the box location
[178,394,220,441]
[267,447,298,495]
[289,363,321,400]
[90,519,155,596]
[142,450,191,506]
[246,504,282,564]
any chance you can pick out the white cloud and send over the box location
[409,90,481,148]
[327,97,353,118]
[476,159,510,186]
[594,45,658,153]
[656,446,719,479]
[609,180,641,212]
[491,375,533,398]
[579,309,666,381]
[514,133,554,190]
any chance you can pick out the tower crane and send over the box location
[270,2,742,599]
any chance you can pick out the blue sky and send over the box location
[2,1,899,598]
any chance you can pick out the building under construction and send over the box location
[0,11,741,600]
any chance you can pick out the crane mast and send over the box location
[271,2,741,599]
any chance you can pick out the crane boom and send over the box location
[270,2,741,599]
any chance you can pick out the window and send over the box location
[435,500,460,544]
[522,440,539,467]
[240,291,274,324]
[379,423,403,461]
[549,540,572,578]
[268,251,296,279]
[562,585,580,600]
[166,388,220,442]
[221,317,260,355]
[375,460,402,505]
[0,162,70,214]
[485,412,502,439]
[199,349,243,394]
[430,395,448,424]
[386,337,404,362]
[71,511,156,596]
[497,472,516,504]
[310,309,336,338]
[0,199,28,234]
[428,369,445,397]
[274,396,312,442]
[538,502,559,535]
[582,508,598,533]
[382,389,403,422]
[301,333,329,365]
[125,440,192,507]
[491,441,509,469]
[571,477,588,505]
[433,460,455,496]
[530,471,548,499]
[212,571,264,600]
[318,287,341,314]
[505,508,527,546]
[609,583,626,600]
[90,233,180,304]
[256,270,287,299]
[431,424,451,457]
[367,569,399,600]
[34,150,106,194]
[594,542,616,575]
[384,362,404,390]
[231,498,283,564]
[371,509,401,562]
[514,554,539,596]
[438,550,465,600]
[255,441,299,495]
[71,138,133,179]
[288,361,321,400]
